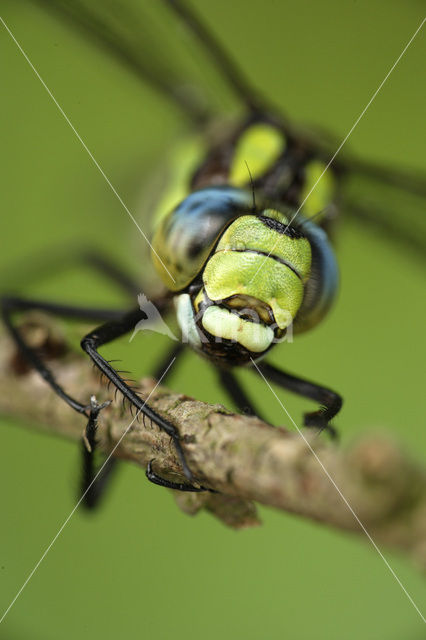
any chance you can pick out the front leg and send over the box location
[80,309,195,483]
[1,296,127,415]
[1,296,132,507]
[216,367,263,418]
[145,460,210,492]
[256,361,342,439]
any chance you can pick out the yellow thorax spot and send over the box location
[152,136,205,230]
[230,123,284,186]
[301,159,336,219]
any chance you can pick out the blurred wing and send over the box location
[28,0,215,125]
[339,158,426,258]
[26,0,426,260]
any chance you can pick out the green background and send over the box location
[0,1,425,638]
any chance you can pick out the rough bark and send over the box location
[0,316,425,568]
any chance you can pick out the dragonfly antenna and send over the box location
[244,160,257,211]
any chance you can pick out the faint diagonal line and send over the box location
[248,16,425,285]
[0,357,176,625]
[251,358,426,625]
[0,15,176,284]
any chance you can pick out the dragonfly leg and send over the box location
[0,296,133,508]
[1,250,162,508]
[81,396,118,510]
[145,460,214,493]
[255,361,342,439]
[1,296,128,413]
[81,310,196,484]
[7,247,142,300]
[148,345,216,493]
[216,367,264,419]
[152,342,215,492]
[151,342,185,383]
[80,249,142,298]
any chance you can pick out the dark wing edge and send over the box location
[339,157,426,258]
[28,0,281,123]
[26,0,274,126]
[27,0,210,125]
[164,0,266,114]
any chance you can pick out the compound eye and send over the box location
[151,187,252,291]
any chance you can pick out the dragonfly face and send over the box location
[174,208,312,365]
[151,121,339,365]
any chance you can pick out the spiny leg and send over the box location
[1,297,127,414]
[145,460,212,493]
[256,361,342,439]
[216,367,262,418]
[148,342,209,492]
[148,342,217,492]
[1,252,148,508]
[81,310,198,484]
[3,296,204,494]
[1,297,134,506]
[149,363,263,492]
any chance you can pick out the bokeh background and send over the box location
[1,1,425,638]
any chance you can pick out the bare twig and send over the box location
[0,316,425,567]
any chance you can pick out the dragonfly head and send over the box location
[151,186,327,365]
[171,206,313,365]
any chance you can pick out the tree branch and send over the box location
[0,315,425,567]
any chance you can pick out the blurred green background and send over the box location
[0,1,425,638]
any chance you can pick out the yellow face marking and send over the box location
[203,251,305,329]
[230,123,284,186]
[216,214,312,281]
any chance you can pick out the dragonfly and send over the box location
[2,0,425,505]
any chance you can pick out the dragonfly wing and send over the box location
[339,158,426,258]
[28,0,215,125]
[27,0,274,124]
